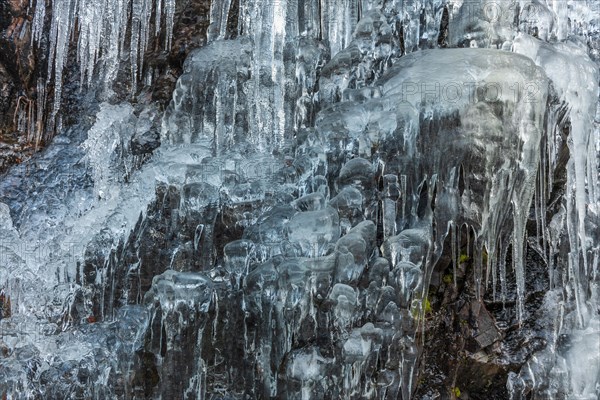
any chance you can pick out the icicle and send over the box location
[48,0,75,122]
[566,191,585,328]
[482,244,490,297]
[155,0,163,36]
[498,240,508,305]
[491,242,497,302]
[208,0,233,41]
[130,0,143,94]
[194,224,204,252]
[451,222,458,287]
[382,174,400,239]
[513,209,527,324]
[140,0,153,75]
[164,0,176,49]
[465,223,470,260]
[31,0,46,45]
[211,291,219,342]
[400,174,407,224]
[474,240,482,301]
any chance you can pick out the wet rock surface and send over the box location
[0,0,598,399]
[0,0,36,171]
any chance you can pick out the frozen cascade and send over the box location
[180,0,450,149]
[447,2,600,397]
[0,0,599,399]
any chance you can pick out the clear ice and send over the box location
[1,0,599,399]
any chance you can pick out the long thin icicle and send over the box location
[33,0,176,128]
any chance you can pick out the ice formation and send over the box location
[32,0,176,132]
[0,0,599,399]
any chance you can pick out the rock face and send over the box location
[0,0,36,171]
[0,0,598,399]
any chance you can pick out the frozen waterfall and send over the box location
[0,0,598,399]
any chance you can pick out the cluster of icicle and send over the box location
[165,0,446,151]
[30,0,176,132]
[172,0,600,397]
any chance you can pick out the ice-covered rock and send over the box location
[2,0,599,399]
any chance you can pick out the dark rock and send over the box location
[458,300,503,350]
[130,129,161,155]
[0,0,38,169]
